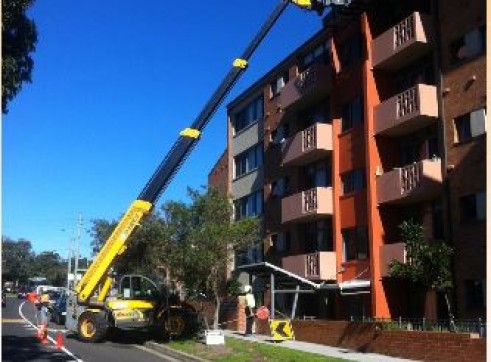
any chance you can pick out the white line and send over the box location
[133,344,181,362]
[18,301,83,362]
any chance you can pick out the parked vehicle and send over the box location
[50,293,67,325]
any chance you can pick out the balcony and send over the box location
[282,251,336,281]
[377,159,442,205]
[374,84,438,137]
[282,187,333,223]
[380,242,406,277]
[372,12,433,71]
[282,123,333,166]
[280,62,332,111]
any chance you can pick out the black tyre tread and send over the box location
[77,311,107,343]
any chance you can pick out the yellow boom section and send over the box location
[75,200,152,302]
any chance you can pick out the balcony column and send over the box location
[361,13,391,319]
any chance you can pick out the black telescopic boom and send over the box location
[138,1,289,204]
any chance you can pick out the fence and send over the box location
[348,316,486,338]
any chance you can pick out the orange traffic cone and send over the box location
[41,325,49,345]
[56,332,64,350]
[36,326,43,339]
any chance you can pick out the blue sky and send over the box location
[3,1,322,258]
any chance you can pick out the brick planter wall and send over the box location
[253,319,485,362]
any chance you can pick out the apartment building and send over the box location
[209,0,486,320]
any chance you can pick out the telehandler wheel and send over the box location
[77,311,108,343]
[158,310,191,340]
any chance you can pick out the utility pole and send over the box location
[74,213,83,284]
[67,248,72,289]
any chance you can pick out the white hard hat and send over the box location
[244,285,252,293]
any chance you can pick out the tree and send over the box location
[2,0,38,113]
[31,251,66,286]
[160,187,260,329]
[2,236,35,285]
[389,220,455,329]
[89,213,168,278]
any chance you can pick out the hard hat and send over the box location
[244,285,252,293]
[40,294,50,303]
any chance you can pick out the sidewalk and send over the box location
[222,330,419,362]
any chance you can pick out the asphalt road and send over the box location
[2,295,181,362]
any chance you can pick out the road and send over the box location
[2,295,182,362]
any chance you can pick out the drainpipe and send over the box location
[431,0,457,321]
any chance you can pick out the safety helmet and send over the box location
[40,294,50,303]
[244,285,252,293]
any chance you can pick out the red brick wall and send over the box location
[207,150,229,194]
[253,319,486,362]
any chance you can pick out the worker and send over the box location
[38,293,50,324]
[244,285,256,336]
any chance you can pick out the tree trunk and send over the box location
[424,289,438,320]
[214,294,221,330]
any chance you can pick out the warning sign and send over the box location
[269,319,294,342]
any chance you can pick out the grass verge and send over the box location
[167,336,349,362]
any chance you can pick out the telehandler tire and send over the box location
[77,311,108,343]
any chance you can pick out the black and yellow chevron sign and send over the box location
[269,319,295,341]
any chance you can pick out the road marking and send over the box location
[18,301,83,362]
[134,344,183,362]
[2,318,26,323]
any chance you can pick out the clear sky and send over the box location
[2,1,323,259]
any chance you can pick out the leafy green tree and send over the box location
[389,220,455,329]
[2,236,35,285]
[160,187,260,329]
[2,0,38,113]
[31,251,66,286]
[89,213,168,278]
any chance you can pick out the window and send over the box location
[342,226,368,262]
[271,123,290,145]
[272,232,291,253]
[460,192,486,223]
[338,33,362,69]
[233,95,264,134]
[304,220,333,253]
[234,190,264,220]
[271,176,290,198]
[297,102,330,129]
[234,144,263,178]
[270,72,289,98]
[341,96,363,132]
[450,25,486,65]
[341,169,365,195]
[454,108,486,143]
[465,280,485,310]
[304,161,331,189]
[300,40,331,71]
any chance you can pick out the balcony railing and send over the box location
[280,62,332,110]
[374,84,438,136]
[282,123,332,166]
[372,12,433,70]
[282,251,336,281]
[281,187,333,223]
[377,159,442,205]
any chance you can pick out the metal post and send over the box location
[67,249,72,289]
[270,273,275,319]
[291,285,300,320]
[74,213,83,284]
